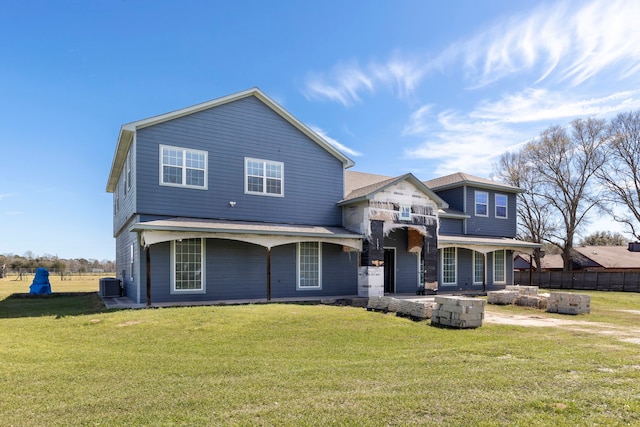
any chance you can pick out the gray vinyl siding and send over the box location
[384,229,420,293]
[464,187,517,237]
[439,217,463,235]
[138,239,357,303]
[115,222,138,301]
[113,143,136,236]
[271,243,358,298]
[434,188,464,211]
[135,96,344,226]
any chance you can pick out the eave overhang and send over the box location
[438,235,541,255]
[130,217,364,251]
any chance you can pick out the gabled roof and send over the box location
[339,171,448,208]
[344,170,393,197]
[424,172,523,193]
[106,87,355,192]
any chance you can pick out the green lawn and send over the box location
[1,279,639,426]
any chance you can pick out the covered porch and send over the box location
[129,217,363,306]
[438,235,541,293]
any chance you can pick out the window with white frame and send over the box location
[125,150,132,194]
[475,191,488,216]
[495,194,507,218]
[160,145,207,189]
[297,242,321,289]
[473,251,484,284]
[493,250,506,283]
[245,158,283,196]
[172,238,205,292]
[399,205,411,221]
[442,247,456,285]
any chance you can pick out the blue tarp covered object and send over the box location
[29,268,52,295]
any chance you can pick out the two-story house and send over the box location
[424,173,540,293]
[106,88,538,305]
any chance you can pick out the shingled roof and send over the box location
[424,172,522,193]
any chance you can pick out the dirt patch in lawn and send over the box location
[484,307,640,345]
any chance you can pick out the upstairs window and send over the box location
[399,205,411,221]
[160,145,207,189]
[124,150,132,195]
[245,158,284,196]
[475,191,488,216]
[495,194,508,218]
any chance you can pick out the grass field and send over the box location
[1,277,639,426]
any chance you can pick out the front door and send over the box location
[384,248,395,293]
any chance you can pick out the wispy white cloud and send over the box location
[310,125,362,157]
[0,193,14,201]
[304,56,430,106]
[304,62,375,107]
[404,109,523,176]
[304,0,640,178]
[404,88,640,175]
[473,89,640,123]
[461,0,640,87]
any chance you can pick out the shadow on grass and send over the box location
[0,292,109,319]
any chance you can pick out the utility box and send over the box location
[99,278,122,298]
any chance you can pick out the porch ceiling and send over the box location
[438,235,541,254]
[131,217,364,251]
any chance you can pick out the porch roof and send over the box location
[438,234,541,254]
[131,217,364,251]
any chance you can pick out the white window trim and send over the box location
[244,157,284,197]
[441,247,457,286]
[475,191,488,217]
[399,205,411,221]
[493,250,506,284]
[159,145,208,190]
[124,150,132,195]
[495,194,508,219]
[297,242,322,290]
[170,238,206,294]
[472,251,484,285]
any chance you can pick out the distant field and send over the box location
[0,286,639,426]
[0,274,110,298]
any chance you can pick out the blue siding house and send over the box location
[424,173,540,293]
[106,88,538,304]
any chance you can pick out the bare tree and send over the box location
[494,151,555,272]
[521,118,608,270]
[596,110,640,240]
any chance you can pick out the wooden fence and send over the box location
[514,270,640,292]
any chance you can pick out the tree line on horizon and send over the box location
[494,110,640,272]
[0,252,115,275]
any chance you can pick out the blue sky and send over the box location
[1,0,639,261]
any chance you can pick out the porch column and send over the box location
[422,223,438,290]
[266,248,271,301]
[358,220,384,297]
[146,246,152,307]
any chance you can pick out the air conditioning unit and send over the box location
[99,278,122,297]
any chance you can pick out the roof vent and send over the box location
[628,242,640,252]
